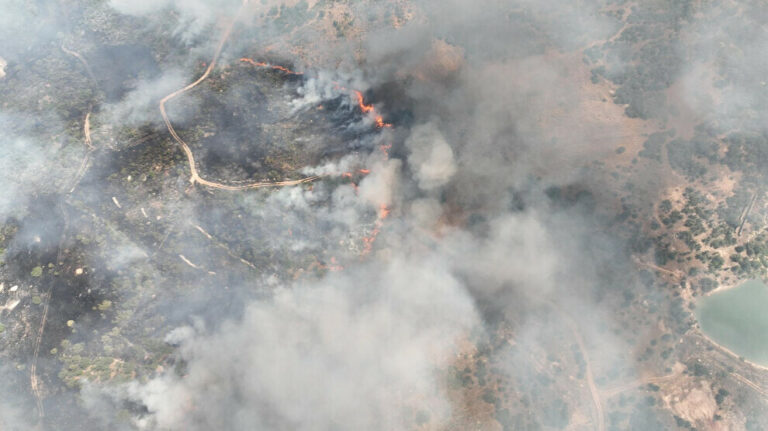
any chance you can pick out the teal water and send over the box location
[696,280,768,366]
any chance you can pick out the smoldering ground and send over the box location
[73,1,651,430]
[0,0,644,429]
[2,0,767,430]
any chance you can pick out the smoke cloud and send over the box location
[2,0,766,430]
[107,256,479,430]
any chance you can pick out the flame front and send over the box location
[361,205,390,254]
[240,58,303,75]
[378,204,391,220]
[355,91,392,129]
[241,58,389,128]
[240,56,393,256]
[355,91,375,113]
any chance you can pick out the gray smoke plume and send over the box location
[2,0,766,430]
[103,255,479,430]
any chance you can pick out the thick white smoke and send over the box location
[406,123,457,191]
[101,254,481,431]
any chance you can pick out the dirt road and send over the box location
[158,2,320,191]
[69,110,94,193]
[567,317,606,431]
[600,373,677,398]
[548,302,605,431]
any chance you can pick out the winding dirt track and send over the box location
[549,302,605,431]
[31,109,95,420]
[737,191,758,236]
[30,44,98,422]
[600,373,677,398]
[566,317,605,431]
[28,0,310,423]
[61,42,97,82]
[732,372,768,400]
[159,1,320,191]
[29,289,50,418]
[69,110,94,193]
[632,256,684,279]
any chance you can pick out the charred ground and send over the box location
[1,0,768,431]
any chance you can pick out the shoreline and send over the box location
[704,280,738,297]
[702,277,767,297]
[704,277,742,297]
[695,328,768,373]
[692,278,768,372]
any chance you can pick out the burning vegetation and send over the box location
[3,1,768,431]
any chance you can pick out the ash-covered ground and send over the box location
[1,1,768,430]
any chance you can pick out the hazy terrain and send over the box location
[0,0,767,430]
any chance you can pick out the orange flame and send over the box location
[379,204,390,219]
[240,58,303,75]
[242,59,390,129]
[379,141,392,157]
[362,234,376,253]
[327,256,344,272]
[354,91,392,129]
[355,91,375,113]
[340,169,372,180]
[241,57,394,255]
[308,256,344,273]
[361,204,391,254]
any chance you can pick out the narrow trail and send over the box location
[29,288,50,418]
[566,318,605,431]
[731,372,768,400]
[30,201,70,421]
[30,41,98,421]
[69,110,95,193]
[29,286,54,416]
[737,191,758,236]
[61,39,98,194]
[31,93,98,421]
[632,256,684,279]
[60,42,96,82]
[600,373,677,398]
[30,109,90,420]
[159,2,320,191]
[192,224,258,270]
[548,302,605,431]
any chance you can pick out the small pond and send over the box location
[696,279,768,366]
